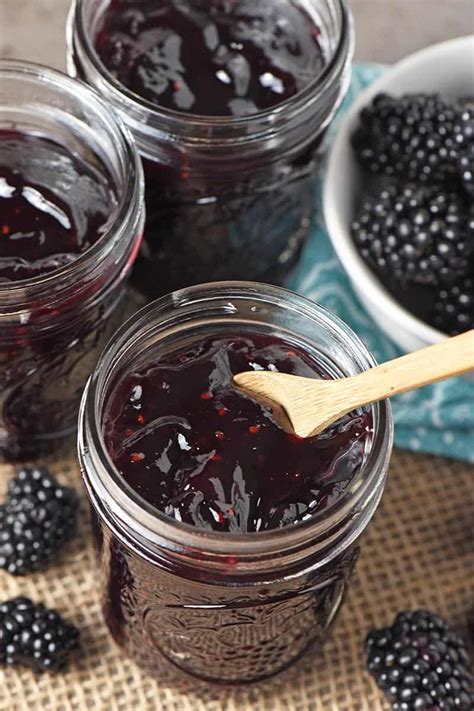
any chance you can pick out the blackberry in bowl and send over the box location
[434,275,474,335]
[352,92,473,188]
[352,184,472,288]
[324,37,474,351]
[351,182,473,335]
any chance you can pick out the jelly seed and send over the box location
[173,80,181,91]
[125,429,134,437]
[137,414,145,425]
[130,452,145,463]
[211,453,223,462]
[215,431,225,441]
[217,511,225,526]
[2,225,9,235]
[249,425,260,434]
[226,556,237,565]
[218,408,227,417]
[200,392,212,400]
[286,350,297,358]
[180,168,190,180]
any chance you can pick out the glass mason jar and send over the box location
[78,282,393,684]
[67,0,354,302]
[0,61,145,461]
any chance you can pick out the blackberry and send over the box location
[0,597,79,672]
[434,274,474,335]
[456,102,474,198]
[365,610,474,711]
[351,184,473,288]
[458,144,474,198]
[0,467,79,575]
[352,93,473,185]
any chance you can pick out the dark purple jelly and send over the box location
[104,334,373,532]
[128,145,320,299]
[86,0,334,299]
[0,131,115,282]
[0,130,136,461]
[95,0,324,117]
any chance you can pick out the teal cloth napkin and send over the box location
[288,63,474,464]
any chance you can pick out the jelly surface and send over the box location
[0,131,116,282]
[95,0,324,116]
[104,334,373,532]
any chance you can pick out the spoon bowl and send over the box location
[235,331,474,438]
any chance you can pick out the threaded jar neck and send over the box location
[68,0,354,165]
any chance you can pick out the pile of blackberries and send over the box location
[365,609,473,710]
[0,468,80,673]
[351,93,473,335]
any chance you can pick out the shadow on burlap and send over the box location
[1,449,472,711]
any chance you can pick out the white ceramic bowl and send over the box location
[324,36,474,352]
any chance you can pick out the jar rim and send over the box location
[0,59,144,297]
[79,281,393,561]
[70,0,353,136]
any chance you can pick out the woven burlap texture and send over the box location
[1,449,472,711]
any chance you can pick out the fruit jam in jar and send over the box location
[68,0,354,301]
[79,283,393,684]
[0,61,144,461]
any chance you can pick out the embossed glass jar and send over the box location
[0,61,144,461]
[78,282,393,684]
[68,0,354,301]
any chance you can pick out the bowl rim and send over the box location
[324,34,474,347]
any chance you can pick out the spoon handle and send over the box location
[340,330,474,409]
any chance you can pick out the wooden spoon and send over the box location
[234,330,474,438]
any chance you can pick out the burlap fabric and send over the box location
[1,449,472,711]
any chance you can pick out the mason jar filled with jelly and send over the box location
[68,0,354,301]
[0,61,144,461]
[78,282,393,684]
